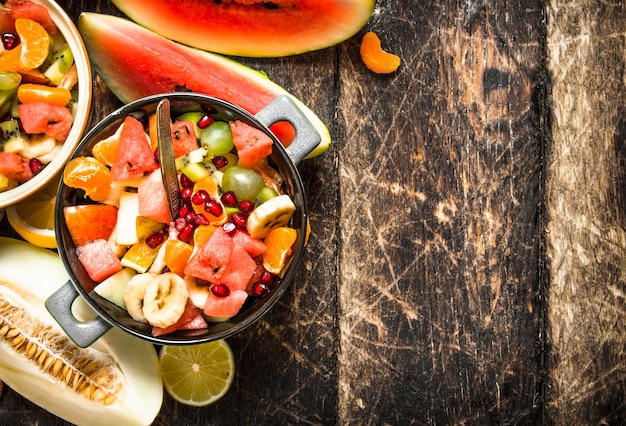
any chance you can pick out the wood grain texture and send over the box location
[545,0,626,423]
[336,1,544,423]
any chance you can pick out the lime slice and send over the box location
[159,339,235,407]
[6,175,59,249]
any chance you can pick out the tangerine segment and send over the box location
[63,156,111,201]
[360,31,401,74]
[262,226,297,274]
[92,129,122,167]
[15,18,50,71]
[0,46,22,72]
[164,239,193,276]
[191,177,228,225]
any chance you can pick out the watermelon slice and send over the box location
[230,119,273,167]
[78,12,330,159]
[138,169,171,224]
[151,300,208,337]
[18,102,73,142]
[75,239,123,282]
[219,244,257,292]
[110,0,374,57]
[0,152,32,182]
[184,227,234,283]
[203,289,248,321]
[63,204,118,246]
[171,120,200,158]
[110,116,158,181]
[231,229,267,258]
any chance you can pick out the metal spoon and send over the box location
[156,99,181,221]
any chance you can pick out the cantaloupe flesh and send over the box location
[78,12,331,159]
[0,237,163,426]
[111,0,375,57]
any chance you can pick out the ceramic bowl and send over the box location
[0,0,92,208]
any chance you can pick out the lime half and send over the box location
[159,339,235,407]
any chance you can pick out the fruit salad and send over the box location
[0,0,79,193]
[62,102,301,337]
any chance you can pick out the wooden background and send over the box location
[1,0,625,424]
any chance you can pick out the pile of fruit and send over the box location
[0,0,78,192]
[62,103,300,337]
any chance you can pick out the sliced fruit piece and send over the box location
[121,241,161,274]
[159,339,235,407]
[123,272,157,322]
[6,174,58,248]
[91,123,123,167]
[78,12,330,158]
[230,119,273,167]
[0,236,163,426]
[191,176,227,225]
[360,31,401,74]
[203,289,248,322]
[135,215,165,241]
[138,169,171,224]
[263,226,297,274]
[113,191,141,246]
[63,204,118,247]
[76,239,123,282]
[184,227,233,283]
[219,244,257,292]
[231,229,267,257]
[171,120,200,158]
[111,0,374,57]
[163,238,193,276]
[142,272,189,328]
[93,267,137,309]
[246,194,296,239]
[0,151,32,182]
[185,276,210,310]
[63,156,111,202]
[15,18,50,71]
[110,116,158,181]
[18,101,73,142]
[152,299,208,337]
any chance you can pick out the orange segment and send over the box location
[121,241,161,273]
[15,18,50,71]
[360,31,401,74]
[262,226,297,274]
[192,177,227,225]
[148,114,158,152]
[63,156,112,201]
[164,239,193,275]
[0,46,22,72]
[193,224,217,248]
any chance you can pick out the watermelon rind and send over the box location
[78,12,331,159]
[111,0,375,58]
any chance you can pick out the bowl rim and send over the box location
[0,0,93,208]
[55,92,309,345]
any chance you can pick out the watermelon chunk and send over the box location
[110,116,158,181]
[75,239,123,282]
[151,299,208,336]
[203,289,248,321]
[184,227,233,283]
[219,244,257,292]
[18,102,73,142]
[1,0,58,35]
[0,152,33,182]
[230,120,273,167]
[138,169,171,224]
[63,204,118,246]
[171,120,199,158]
[231,229,267,257]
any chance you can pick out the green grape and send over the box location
[221,166,266,202]
[200,121,233,156]
[0,72,21,91]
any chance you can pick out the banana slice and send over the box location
[185,275,210,310]
[142,272,189,328]
[123,272,157,322]
[246,194,296,239]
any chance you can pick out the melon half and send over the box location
[111,0,375,57]
[78,12,331,158]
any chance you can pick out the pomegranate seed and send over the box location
[231,212,248,228]
[204,199,223,216]
[178,224,194,243]
[180,174,194,189]
[193,213,210,226]
[29,158,44,175]
[197,115,214,129]
[211,156,228,169]
[146,232,165,249]
[191,189,210,205]
[2,33,18,50]
[211,284,230,297]
[260,270,275,285]
[178,204,190,219]
[252,282,269,298]
[180,187,193,203]
[174,217,187,232]
[238,200,254,213]
[220,191,238,207]
[222,222,236,234]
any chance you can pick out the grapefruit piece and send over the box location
[111,0,374,57]
[63,204,118,247]
[77,12,330,158]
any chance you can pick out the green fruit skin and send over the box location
[221,166,265,202]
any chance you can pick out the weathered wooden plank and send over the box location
[545,0,626,423]
[336,1,545,423]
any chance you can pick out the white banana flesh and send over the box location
[246,194,296,239]
[123,273,156,322]
[142,273,189,328]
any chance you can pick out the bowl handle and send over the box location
[45,281,112,348]
[255,96,321,165]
